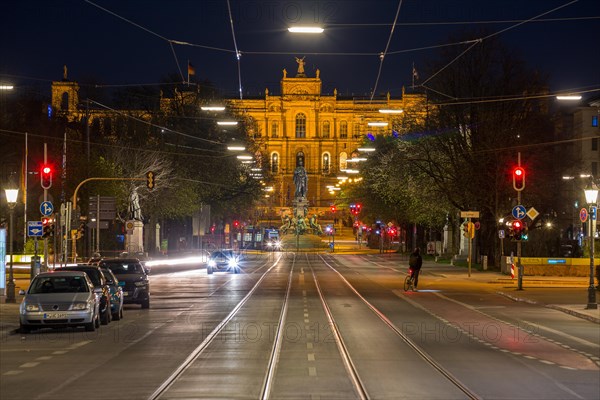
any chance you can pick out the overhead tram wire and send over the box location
[419,0,581,87]
[226,0,243,100]
[369,0,404,102]
[88,99,224,146]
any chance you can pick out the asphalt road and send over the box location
[1,253,599,400]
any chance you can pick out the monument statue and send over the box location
[293,160,308,198]
[295,56,306,76]
[129,188,143,221]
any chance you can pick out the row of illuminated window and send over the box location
[268,114,384,139]
[270,151,353,174]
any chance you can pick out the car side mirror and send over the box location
[144,268,150,275]
[18,289,26,295]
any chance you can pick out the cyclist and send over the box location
[408,247,423,291]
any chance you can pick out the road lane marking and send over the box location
[308,366,317,376]
[52,351,67,355]
[3,370,23,376]
[308,353,315,361]
[307,342,313,349]
[19,362,40,368]
[35,356,52,361]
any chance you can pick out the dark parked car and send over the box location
[58,265,113,325]
[100,267,124,320]
[99,259,150,309]
[207,249,241,274]
[19,271,100,333]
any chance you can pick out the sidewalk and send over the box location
[1,277,31,337]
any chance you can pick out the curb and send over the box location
[497,291,600,324]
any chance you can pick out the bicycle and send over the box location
[403,268,416,292]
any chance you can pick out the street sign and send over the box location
[27,221,43,237]
[580,208,588,223]
[591,206,597,221]
[526,207,539,221]
[40,201,54,216]
[460,211,480,218]
[498,229,505,239]
[512,205,526,220]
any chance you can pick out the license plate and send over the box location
[44,313,68,319]
[123,292,129,297]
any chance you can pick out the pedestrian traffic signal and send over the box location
[512,167,525,191]
[41,165,53,189]
[512,219,523,240]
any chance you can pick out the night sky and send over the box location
[1,0,599,99]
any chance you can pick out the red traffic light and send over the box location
[513,220,522,230]
[42,217,50,226]
[330,205,337,213]
[233,220,240,228]
[512,167,525,191]
[41,164,53,189]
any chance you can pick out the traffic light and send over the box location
[356,203,361,214]
[462,221,469,237]
[233,220,240,229]
[512,219,523,241]
[42,217,51,238]
[512,167,525,191]
[330,205,336,213]
[522,222,529,241]
[77,221,85,239]
[41,165,53,189]
[350,204,356,215]
[146,170,156,190]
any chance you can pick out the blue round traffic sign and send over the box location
[40,201,54,216]
[512,205,526,220]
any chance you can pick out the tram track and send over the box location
[317,253,481,400]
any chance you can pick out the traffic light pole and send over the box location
[43,143,49,271]
[71,177,146,262]
[517,152,523,290]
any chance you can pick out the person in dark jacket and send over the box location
[408,247,423,290]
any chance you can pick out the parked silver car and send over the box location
[19,271,101,333]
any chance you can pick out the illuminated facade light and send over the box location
[288,26,324,33]
[201,106,226,111]
[378,109,403,114]
[217,121,238,126]
[367,122,388,127]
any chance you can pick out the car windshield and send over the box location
[68,268,101,286]
[105,262,142,275]
[212,251,234,259]
[29,276,89,294]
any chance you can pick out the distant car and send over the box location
[265,238,281,251]
[100,267,124,320]
[99,259,150,309]
[59,265,113,325]
[19,271,100,333]
[207,249,241,274]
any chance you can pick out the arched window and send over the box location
[339,152,347,171]
[340,121,348,138]
[271,152,279,173]
[322,121,330,138]
[322,152,330,174]
[296,113,306,138]
[353,123,361,138]
[271,121,279,138]
[60,92,69,111]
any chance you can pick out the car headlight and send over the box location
[25,304,40,312]
[228,258,238,267]
[267,242,273,247]
[71,302,89,311]
[208,260,216,267]
[134,280,147,287]
[274,241,281,247]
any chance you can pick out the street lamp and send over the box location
[583,180,598,310]
[4,185,19,303]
